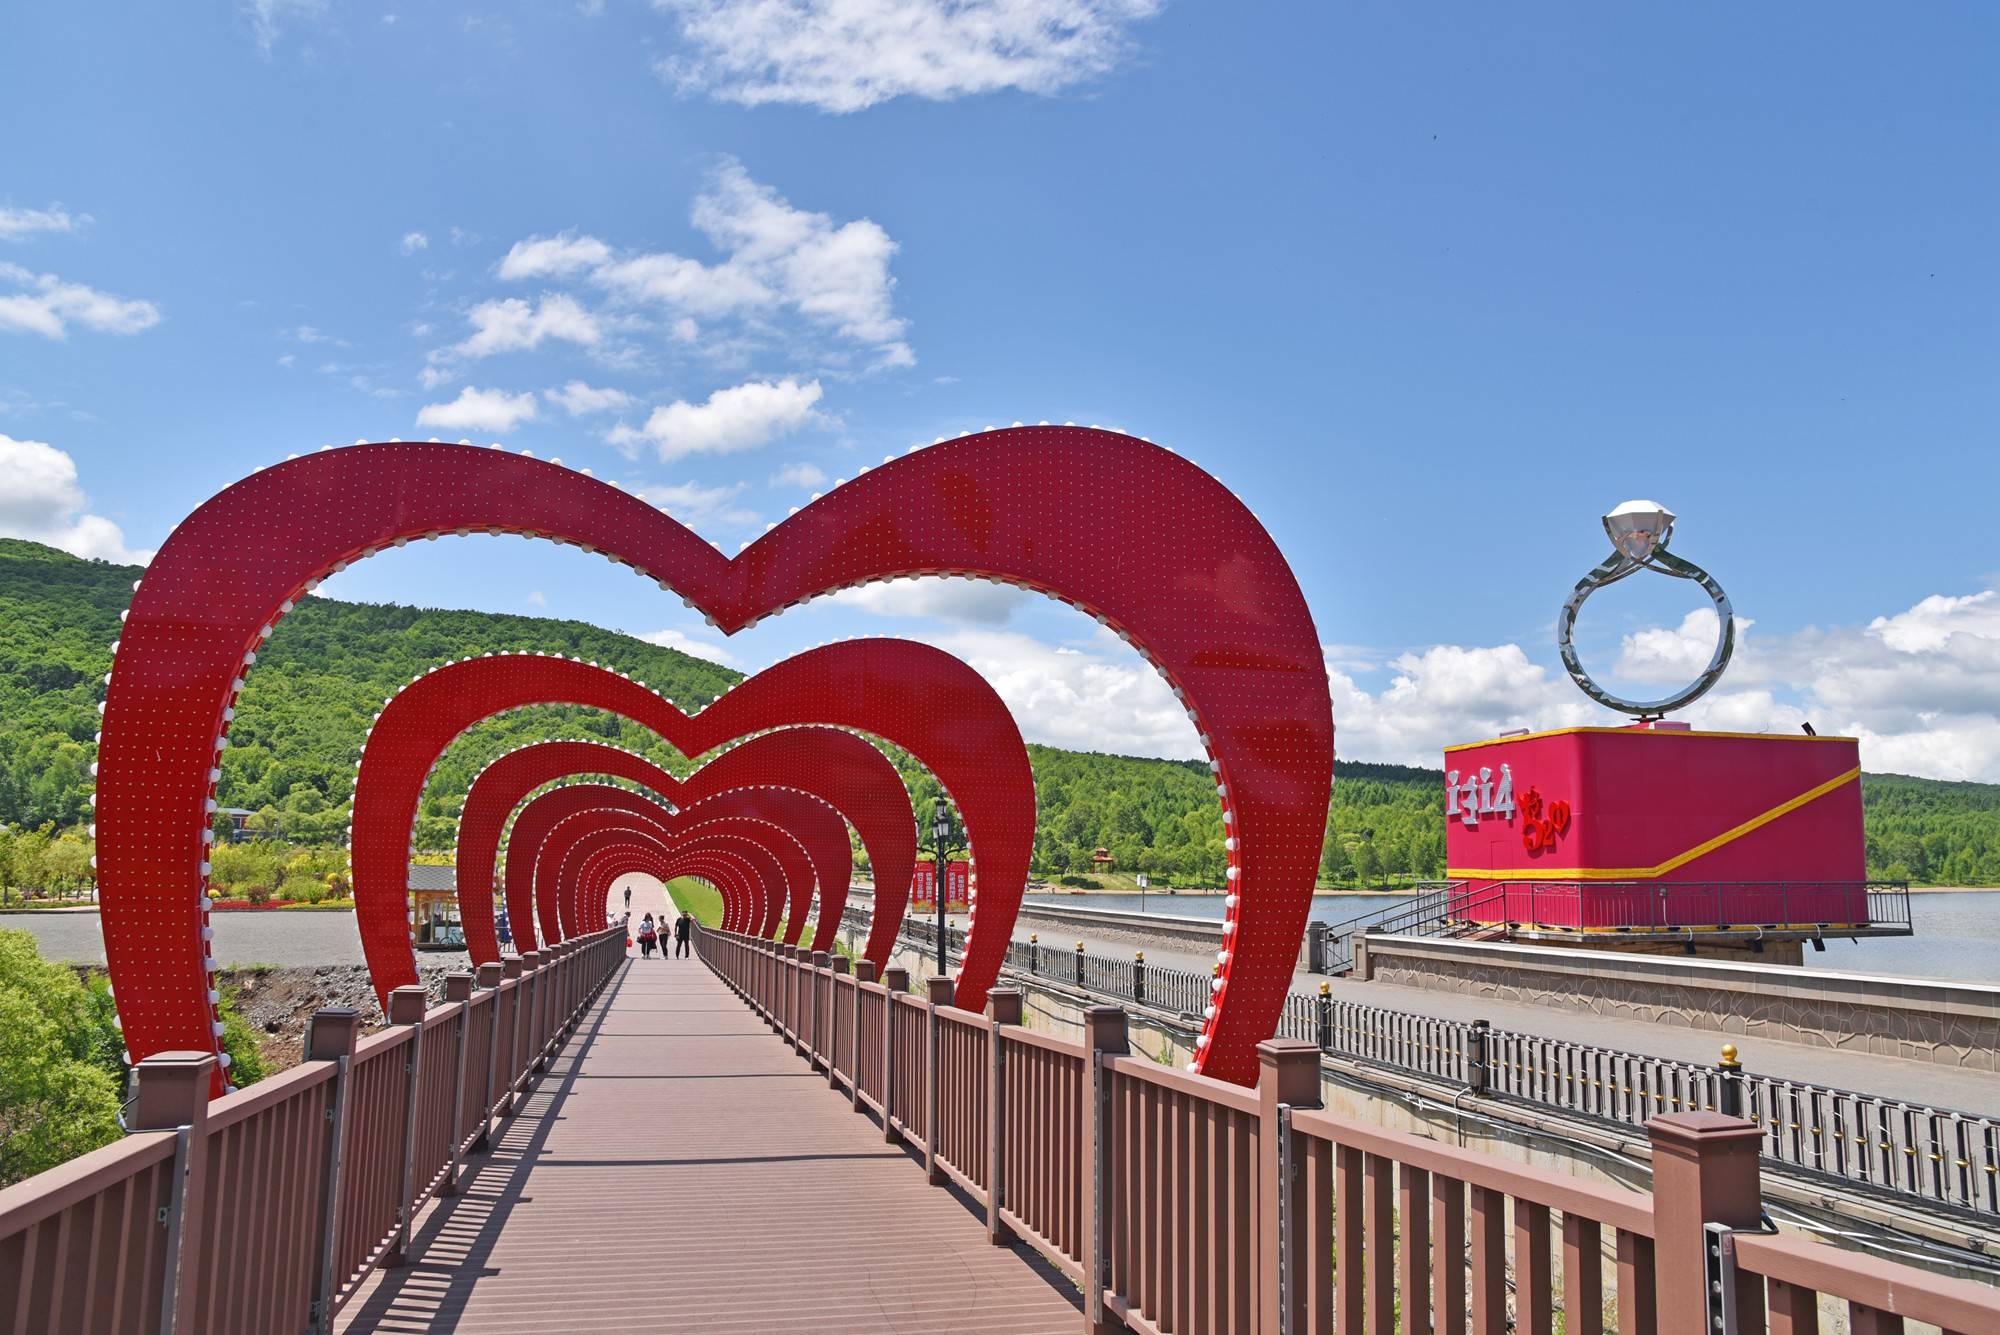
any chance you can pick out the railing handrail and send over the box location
[696,922,1996,1335]
[0,922,629,1335]
[872,906,2000,1222]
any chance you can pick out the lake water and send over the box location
[1024,890,2000,985]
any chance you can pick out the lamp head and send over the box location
[1603,499,1675,562]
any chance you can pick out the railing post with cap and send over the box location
[441,973,474,1196]
[811,950,831,1063]
[1133,950,1146,1005]
[500,957,525,1106]
[882,965,909,1144]
[127,1050,216,1335]
[1260,1038,1323,1335]
[383,984,428,1267]
[924,976,953,1185]
[517,950,543,1077]
[987,988,1022,1246]
[1468,1017,1491,1094]
[852,959,877,1110]
[1081,1006,1129,1335]
[474,963,503,1149]
[1075,940,1085,989]
[827,954,850,1086]
[1315,982,1333,1052]
[1648,1112,1765,1335]
[1716,1044,1744,1118]
[303,1008,359,1335]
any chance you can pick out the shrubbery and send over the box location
[0,931,267,1186]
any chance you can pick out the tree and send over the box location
[0,930,121,1186]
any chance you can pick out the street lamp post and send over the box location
[930,801,958,976]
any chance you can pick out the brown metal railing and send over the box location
[696,925,2000,1335]
[0,925,627,1335]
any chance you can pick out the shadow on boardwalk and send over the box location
[338,955,1081,1334]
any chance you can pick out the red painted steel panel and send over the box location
[542,809,809,944]
[501,787,795,952]
[456,730,903,958]
[351,644,1026,1015]
[97,429,1328,1088]
[1443,728,1868,927]
[569,835,759,932]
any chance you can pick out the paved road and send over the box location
[993,918,2000,1115]
[2,908,385,967]
[336,945,1080,1333]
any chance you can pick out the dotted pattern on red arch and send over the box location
[456,731,897,960]
[560,830,761,935]
[581,845,753,933]
[539,805,815,944]
[498,786,797,963]
[98,428,1328,1089]
[566,818,812,937]
[530,813,772,939]
[352,643,1027,1020]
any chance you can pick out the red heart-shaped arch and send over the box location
[98,427,1329,1087]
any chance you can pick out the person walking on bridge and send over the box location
[637,913,658,959]
[674,911,691,958]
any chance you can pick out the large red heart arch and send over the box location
[352,642,1025,1010]
[499,785,801,949]
[551,815,807,940]
[96,427,1329,1087]
[586,845,750,932]
[532,797,824,943]
[458,731,911,959]
[527,772,849,944]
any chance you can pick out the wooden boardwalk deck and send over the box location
[336,950,1082,1334]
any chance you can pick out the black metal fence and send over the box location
[862,909,1997,1222]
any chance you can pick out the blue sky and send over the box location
[3,2,1997,778]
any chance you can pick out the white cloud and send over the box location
[640,626,742,666]
[1868,590,2000,653]
[1329,585,2000,782]
[451,294,602,359]
[632,479,760,528]
[0,262,159,339]
[498,231,614,280]
[655,0,1163,113]
[414,385,540,432]
[495,161,914,368]
[0,205,88,241]
[525,590,547,607]
[290,324,345,345]
[612,377,822,460]
[934,628,1199,759]
[770,461,827,488]
[244,0,328,54]
[1613,608,1749,685]
[0,434,153,564]
[399,230,429,255]
[544,379,634,415]
[833,575,1029,626]
[1326,644,1596,768]
[419,365,455,390]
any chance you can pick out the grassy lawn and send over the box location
[665,877,724,928]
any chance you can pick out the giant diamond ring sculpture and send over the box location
[1557,499,1735,719]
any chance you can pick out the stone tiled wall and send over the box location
[1361,937,1999,1072]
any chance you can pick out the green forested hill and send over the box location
[1,539,1995,887]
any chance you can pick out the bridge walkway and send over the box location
[335,951,1081,1334]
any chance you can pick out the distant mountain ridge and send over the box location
[1,538,1994,884]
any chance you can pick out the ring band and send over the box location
[1557,543,1735,719]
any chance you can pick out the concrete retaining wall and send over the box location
[1356,935,2000,1072]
